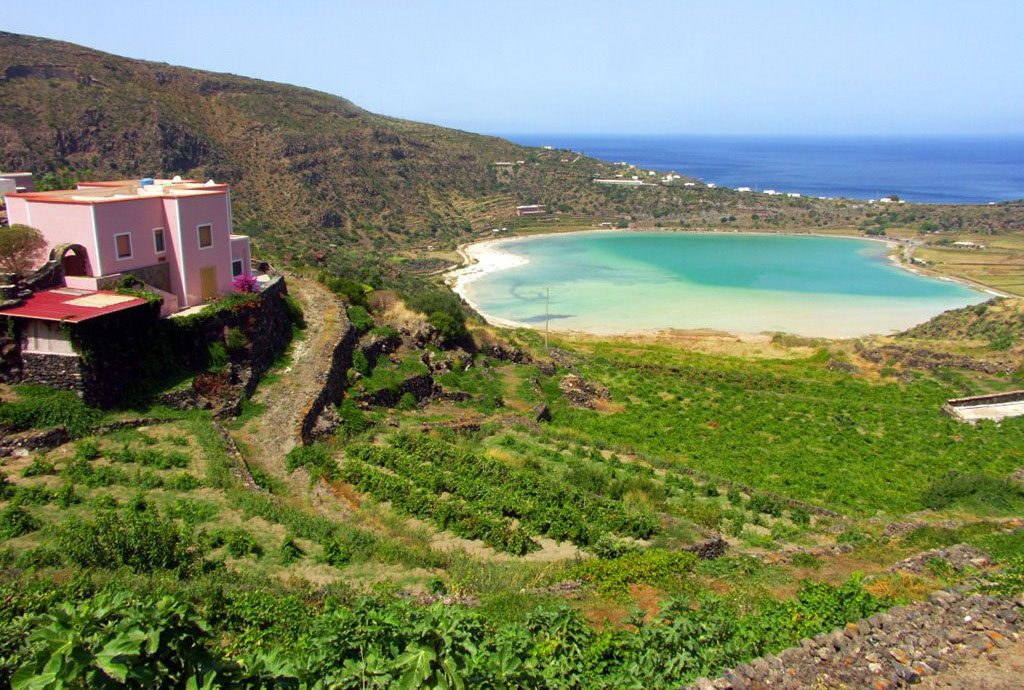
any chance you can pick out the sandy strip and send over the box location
[444,237,531,329]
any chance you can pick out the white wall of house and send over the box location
[22,319,76,355]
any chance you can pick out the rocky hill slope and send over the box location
[3,31,1023,267]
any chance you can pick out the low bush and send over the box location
[74,438,101,461]
[56,504,200,576]
[21,458,56,478]
[0,386,101,437]
[570,549,698,594]
[207,527,263,558]
[224,326,249,352]
[282,293,306,329]
[347,305,374,334]
[921,472,1024,514]
[285,444,337,479]
[0,505,40,540]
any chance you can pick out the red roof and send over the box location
[0,288,149,323]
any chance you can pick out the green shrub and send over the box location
[352,349,371,376]
[74,438,101,461]
[347,305,374,334]
[789,507,811,526]
[320,274,368,307]
[0,386,101,437]
[684,501,723,530]
[748,493,784,518]
[571,549,699,594]
[397,392,418,410]
[224,326,249,352]
[285,444,337,479]
[56,505,200,576]
[280,537,303,564]
[21,458,56,478]
[208,527,262,558]
[337,398,371,439]
[428,310,467,345]
[164,472,202,491]
[54,483,81,508]
[922,472,1024,514]
[12,591,217,689]
[0,505,40,540]
[206,342,229,372]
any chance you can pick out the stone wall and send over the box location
[19,351,87,393]
[8,277,295,410]
[124,262,172,294]
[685,585,1023,690]
[299,306,357,445]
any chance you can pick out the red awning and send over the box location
[0,288,148,323]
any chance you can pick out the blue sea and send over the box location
[501,135,1024,204]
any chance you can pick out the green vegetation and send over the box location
[550,342,1024,514]
[0,386,103,437]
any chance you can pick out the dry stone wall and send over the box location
[299,306,357,445]
[685,588,1023,690]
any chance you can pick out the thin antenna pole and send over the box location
[544,286,550,351]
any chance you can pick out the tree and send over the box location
[0,224,47,279]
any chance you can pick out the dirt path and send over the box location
[918,641,1024,690]
[234,277,342,488]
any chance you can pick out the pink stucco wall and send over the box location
[5,199,99,275]
[173,193,233,307]
[92,197,172,282]
[230,236,251,277]
[4,187,242,311]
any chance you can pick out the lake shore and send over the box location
[444,228,1002,339]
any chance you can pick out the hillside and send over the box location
[5,31,1024,272]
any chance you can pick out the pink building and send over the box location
[4,177,251,313]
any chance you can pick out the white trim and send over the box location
[153,227,166,254]
[197,222,213,250]
[174,200,188,304]
[113,232,133,260]
[90,206,104,276]
[226,190,234,233]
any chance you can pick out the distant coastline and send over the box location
[500,134,1024,205]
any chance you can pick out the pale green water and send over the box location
[462,232,989,338]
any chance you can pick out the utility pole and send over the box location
[544,286,550,351]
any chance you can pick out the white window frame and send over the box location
[197,223,214,250]
[114,232,133,260]
[153,227,166,254]
[231,259,244,277]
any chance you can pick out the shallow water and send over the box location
[462,232,989,338]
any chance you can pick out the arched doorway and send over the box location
[52,244,92,277]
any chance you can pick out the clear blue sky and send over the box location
[6,0,1023,136]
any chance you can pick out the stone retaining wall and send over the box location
[299,306,357,445]
[685,587,1023,690]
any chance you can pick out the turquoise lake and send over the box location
[459,232,990,338]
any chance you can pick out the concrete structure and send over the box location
[737,186,752,192]
[515,204,546,216]
[943,390,1024,423]
[0,172,34,193]
[3,177,250,311]
[593,178,649,187]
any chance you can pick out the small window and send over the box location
[197,223,213,249]
[115,233,132,259]
[231,259,244,277]
[153,228,165,253]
